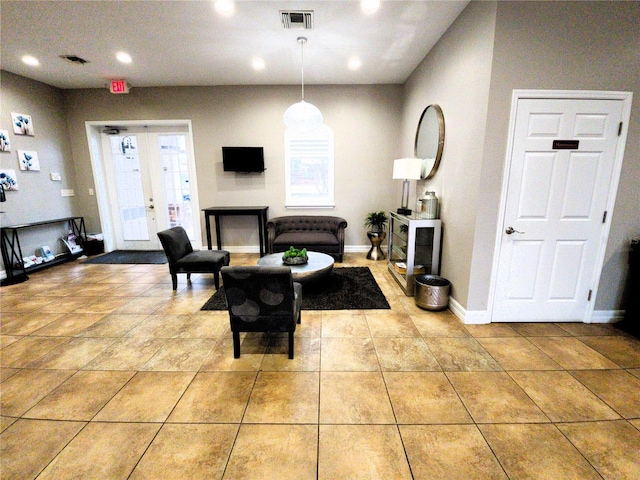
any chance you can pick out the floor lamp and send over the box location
[393,158,423,215]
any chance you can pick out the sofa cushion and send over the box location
[272,231,339,247]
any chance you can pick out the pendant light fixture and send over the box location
[283,36,323,132]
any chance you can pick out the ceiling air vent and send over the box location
[60,55,90,65]
[280,10,313,29]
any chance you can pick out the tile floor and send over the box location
[1,253,640,479]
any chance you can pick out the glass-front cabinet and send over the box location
[387,212,442,296]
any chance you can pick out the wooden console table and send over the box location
[202,206,269,257]
[1,216,86,286]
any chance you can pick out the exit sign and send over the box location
[110,79,129,94]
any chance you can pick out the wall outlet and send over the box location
[88,188,94,195]
[61,189,75,197]
[50,172,62,181]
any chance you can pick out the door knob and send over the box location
[505,226,524,235]
[147,204,154,210]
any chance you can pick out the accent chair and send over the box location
[157,226,230,290]
[220,265,302,359]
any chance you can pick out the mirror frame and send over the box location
[414,104,445,180]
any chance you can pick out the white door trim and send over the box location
[85,120,202,252]
[487,90,633,323]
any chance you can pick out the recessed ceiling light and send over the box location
[348,57,362,70]
[252,58,265,71]
[361,0,380,14]
[22,55,40,67]
[116,52,132,64]
[215,0,234,16]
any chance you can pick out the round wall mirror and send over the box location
[414,104,445,179]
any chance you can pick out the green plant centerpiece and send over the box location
[282,246,308,265]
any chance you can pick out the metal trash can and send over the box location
[415,275,450,310]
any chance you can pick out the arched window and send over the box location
[284,125,334,208]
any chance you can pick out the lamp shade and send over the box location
[392,158,423,180]
[283,100,324,132]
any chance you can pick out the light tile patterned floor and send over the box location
[1,253,640,479]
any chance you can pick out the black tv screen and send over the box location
[222,147,265,173]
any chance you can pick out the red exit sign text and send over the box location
[110,80,129,94]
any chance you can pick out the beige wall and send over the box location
[62,84,403,249]
[401,2,498,308]
[468,1,640,312]
[401,0,639,314]
[0,71,78,264]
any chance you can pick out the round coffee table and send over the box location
[257,251,335,285]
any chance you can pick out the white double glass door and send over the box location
[101,125,198,250]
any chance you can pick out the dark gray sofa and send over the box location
[266,215,348,262]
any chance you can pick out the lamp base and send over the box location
[396,208,412,215]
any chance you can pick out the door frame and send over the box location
[85,120,202,252]
[487,90,632,323]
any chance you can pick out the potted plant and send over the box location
[364,211,388,233]
[282,246,308,265]
[364,211,388,260]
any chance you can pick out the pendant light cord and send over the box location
[298,36,307,101]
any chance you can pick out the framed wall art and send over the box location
[0,169,19,191]
[11,112,35,136]
[17,150,40,171]
[0,130,10,151]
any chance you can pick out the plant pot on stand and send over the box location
[367,230,386,260]
[364,211,388,261]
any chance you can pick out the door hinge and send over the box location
[602,211,607,224]
[588,289,592,301]
[618,122,623,136]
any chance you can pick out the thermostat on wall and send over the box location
[50,172,61,181]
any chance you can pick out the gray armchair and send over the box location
[221,266,302,359]
[157,226,230,290]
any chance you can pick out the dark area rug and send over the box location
[83,250,167,265]
[201,266,390,311]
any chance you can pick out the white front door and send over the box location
[492,96,625,322]
[100,125,200,251]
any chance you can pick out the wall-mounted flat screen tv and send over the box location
[222,147,265,173]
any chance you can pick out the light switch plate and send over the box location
[61,189,75,197]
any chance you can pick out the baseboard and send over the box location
[448,296,465,322]
[216,245,376,254]
[213,246,262,254]
[346,245,382,254]
[448,297,490,324]
[448,299,625,324]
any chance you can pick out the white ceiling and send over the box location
[0,1,469,90]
